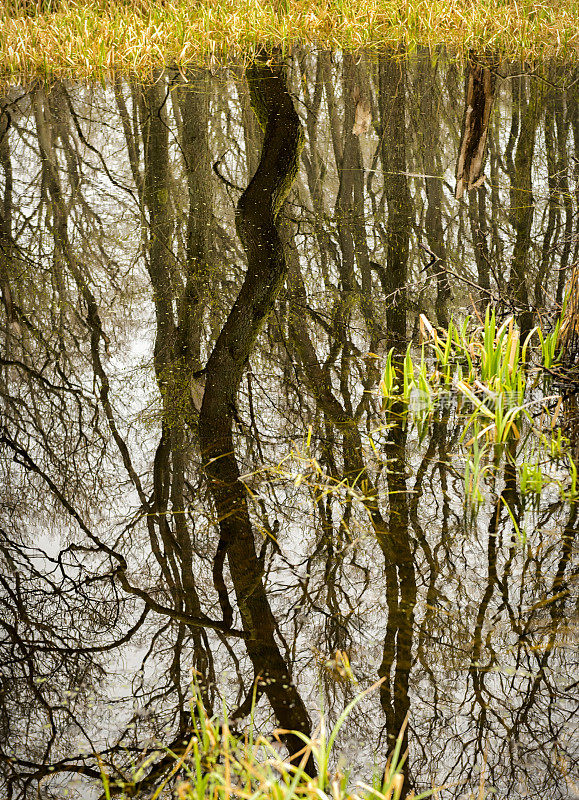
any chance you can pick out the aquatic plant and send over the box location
[98,680,439,800]
[380,348,397,401]
[462,429,491,507]
[537,318,563,370]
[380,306,577,510]
[519,458,548,497]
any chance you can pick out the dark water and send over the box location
[0,50,578,798]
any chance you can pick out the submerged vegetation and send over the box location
[1,0,579,78]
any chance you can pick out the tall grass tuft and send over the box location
[98,679,441,800]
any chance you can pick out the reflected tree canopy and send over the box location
[0,49,578,798]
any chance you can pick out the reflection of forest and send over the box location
[0,50,578,798]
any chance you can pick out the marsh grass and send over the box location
[98,679,440,800]
[1,0,579,79]
[381,306,578,508]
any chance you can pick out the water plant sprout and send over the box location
[380,304,578,509]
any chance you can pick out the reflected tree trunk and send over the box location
[197,56,315,773]
[175,67,213,374]
[378,51,412,349]
[507,78,543,335]
[0,100,16,336]
[455,53,496,200]
[377,410,416,798]
[418,51,451,325]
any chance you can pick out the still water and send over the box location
[0,49,578,798]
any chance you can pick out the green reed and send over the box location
[537,321,563,370]
[98,679,440,800]
[380,305,576,509]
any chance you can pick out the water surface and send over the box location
[0,50,578,798]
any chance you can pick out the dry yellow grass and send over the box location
[1,0,578,78]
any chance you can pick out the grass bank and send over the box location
[1,0,579,79]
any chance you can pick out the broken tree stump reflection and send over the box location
[455,53,496,200]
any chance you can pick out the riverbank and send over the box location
[1,0,578,79]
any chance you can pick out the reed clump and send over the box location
[1,0,579,80]
[379,306,578,509]
[98,681,436,800]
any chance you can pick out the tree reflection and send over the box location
[0,51,578,798]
